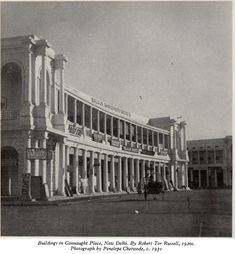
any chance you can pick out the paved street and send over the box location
[1,189,232,237]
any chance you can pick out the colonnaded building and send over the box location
[1,35,189,200]
[187,136,232,189]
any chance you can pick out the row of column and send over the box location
[63,147,170,195]
[65,95,168,148]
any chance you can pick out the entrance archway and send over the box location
[1,147,19,196]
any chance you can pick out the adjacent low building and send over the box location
[187,136,232,189]
[1,35,189,200]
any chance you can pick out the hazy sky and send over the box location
[1,1,232,140]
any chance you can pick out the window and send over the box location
[143,129,147,145]
[137,127,142,143]
[154,132,157,146]
[67,95,74,122]
[125,122,130,140]
[92,108,98,131]
[1,96,7,109]
[120,120,124,139]
[131,124,136,142]
[164,135,168,149]
[106,115,111,135]
[76,100,83,125]
[99,112,105,133]
[85,104,91,128]
[148,130,152,145]
[159,133,163,144]
[113,118,118,137]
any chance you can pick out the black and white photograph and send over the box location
[0,0,234,252]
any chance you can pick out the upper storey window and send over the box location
[92,108,98,131]
[125,122,130,140]
[99,112,105,133]
[1,63,22,110]
[120,120,124,139]
[131,124,136,142]
[148,130,152,145]
[67,95,74,122]
[137,127,142,143]
[106,115,111,135]
[85,104,91,128]
[113,118,118,138]
[143,129,147,145]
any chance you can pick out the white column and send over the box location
[153,161,156,181]
[135,125,138,144]
[40,55,47,105]
[46,153,54,197]
[103,154,109,192]
[58,140,65,195]
[184,163,188,188]
[117,119,120,139]
[141,128,143,146]
[104,114,107,140]
[206,169,209,187]
[111,116,113,138]
[117,157,122,192]
[82,103,85,134]
[141,160,145,180]
[23,134,31,174]
[123,157,128,190]
[39,136,47,183]
[97,110,100,133]
[135,159,140,186]
[58,68,65,113]
[214,169,218,187]
[65,146,70,183]
[31,139,39,176]
[82,149,87,179]
[90,107,93,132]
[130,158,134,190]
[198,170,201,188]
[51,67,56,114]
[110,155,115,191]
[97,153,102,192]
[74,98,77,124]
[72,148,79,194]
[89,151,95,193]
[124,121,126,143]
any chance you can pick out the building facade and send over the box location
[187,136,232,189]
[1,35,189,200]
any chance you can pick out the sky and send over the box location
[1,1,232,140]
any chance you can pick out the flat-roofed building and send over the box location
[1,35,189,200]
[187,136,232,189]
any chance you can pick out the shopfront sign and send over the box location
[122,146,139,153]
[110,139,120,148]
[26,148,52,160]
[92,133,104,143]
[141,150,155,156]
[68,124,83,137]
[158,150,168,156]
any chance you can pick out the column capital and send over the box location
[54,54,68,69]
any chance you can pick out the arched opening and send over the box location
[1,62,22,112]
[1,147,19,196]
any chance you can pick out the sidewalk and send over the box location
[1,191,133,206]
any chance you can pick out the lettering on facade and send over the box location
[92,133,104,143]
[158,151,168,156]
[122,146,139,153]
[141,150,155,156]
[110,139,120,148]
[26,148,52,160]
[68,124,83,137]
[91,97,132,118]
